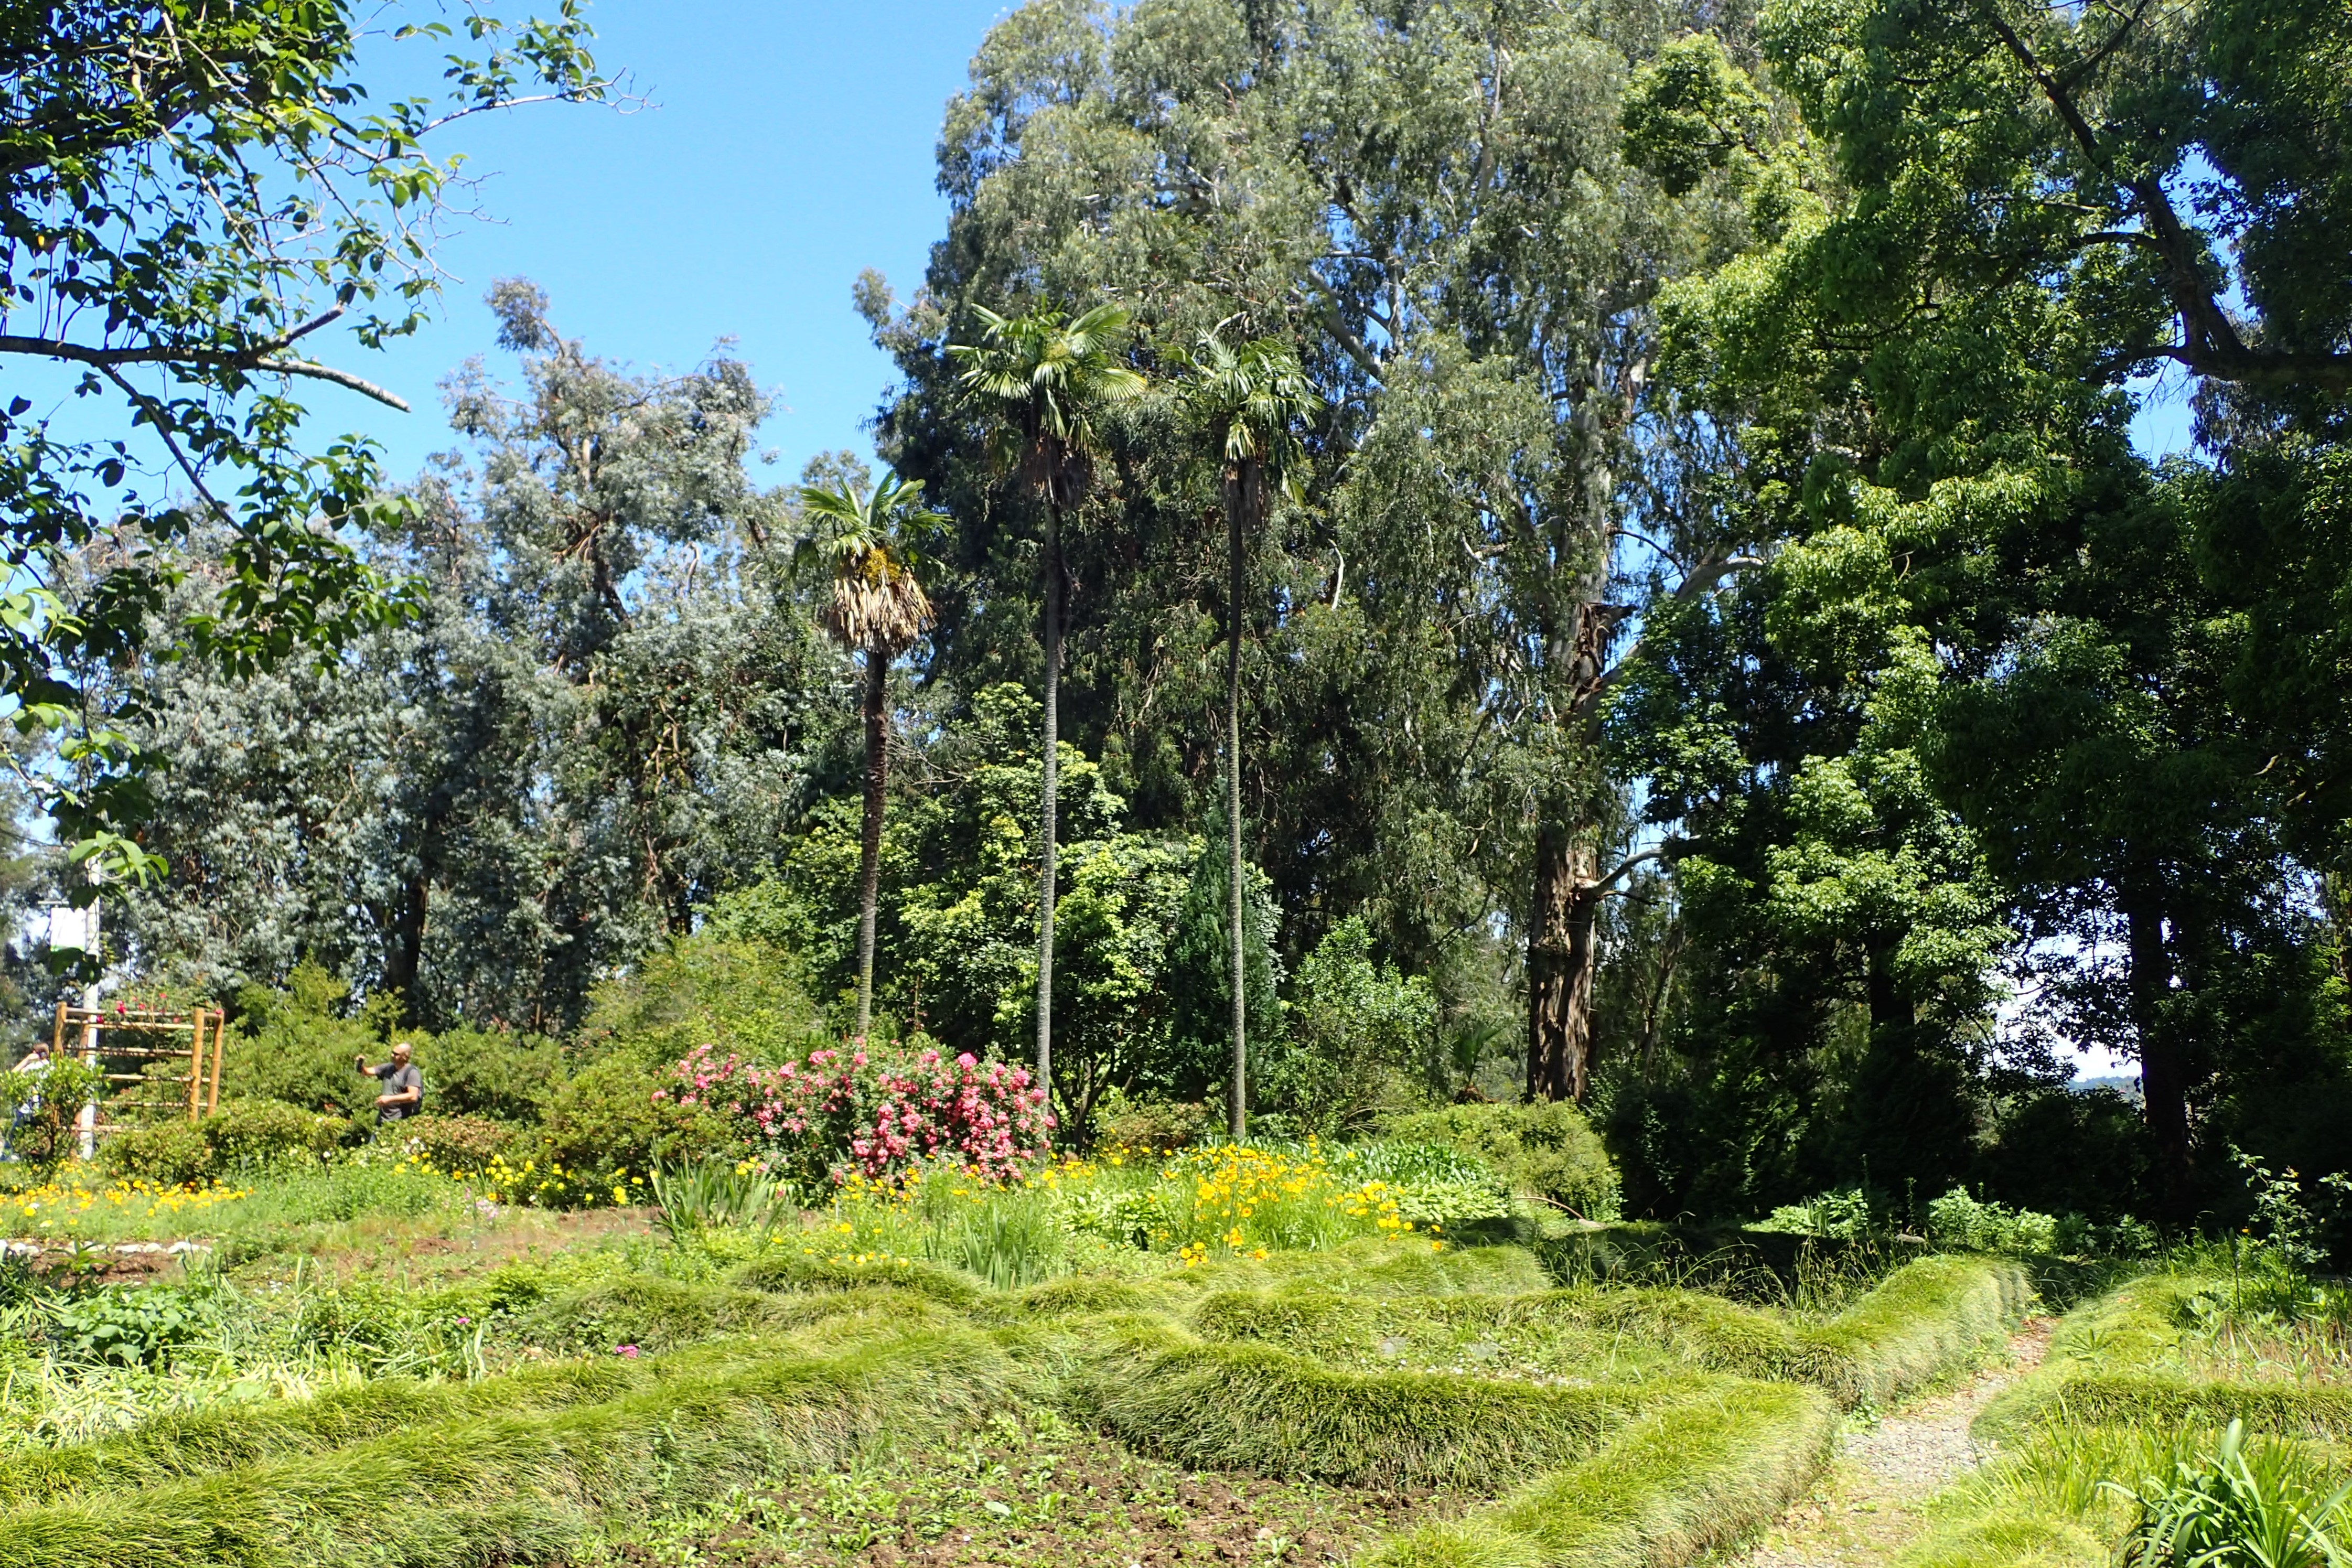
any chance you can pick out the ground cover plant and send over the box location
[0,1104,2068,1568]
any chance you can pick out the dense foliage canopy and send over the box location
[13,0,2350,1230]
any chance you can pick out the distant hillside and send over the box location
[2070,1075,2143,1104]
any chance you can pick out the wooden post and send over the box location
[185,1012,203,1122]
[206,1010,224,1113]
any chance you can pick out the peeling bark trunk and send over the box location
[1526,826,1604,1101]
[853,643,888,1043]
[1526,592,1621,1103]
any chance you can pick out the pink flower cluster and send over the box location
[657,1040,1054,1184]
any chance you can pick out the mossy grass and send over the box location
[0,1333,804,1508]
[1070,1317,1696,1490]
[1358,1379,1839,1567]
[521,1270,962,1351]
[0,1323,1027,1568]
[1979,1269,2352,1440]
[1191,1256,2028,1409]
[728,1249,989,1309]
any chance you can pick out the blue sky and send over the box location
[293,0,1018,484]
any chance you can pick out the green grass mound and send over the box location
[1895,1514,2109,1568]
[1186,1237,1553,1298]
[1984,1372,2352,1441]
[1802,1254,2033,1408]
[1189,1255,2028,1408]
[1071,1318,1690,1490]
[1359,1380,1838,1567]
[1977,1271,2352,1441]
[517,1269,978,1352]
[729,1250,989,1309]
[0,1352,648,1508]
[0,1322,1027,1568]
[986,1275,1179,1321]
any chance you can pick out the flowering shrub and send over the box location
[657,1040,1053,1185]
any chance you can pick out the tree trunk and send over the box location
[1226,463,1250,1140]
[1526,824,1604,1101]
[1036,501,1062,1111]
[2122,871,2193,1216]
[382,864,430,1016]
[853,642,888,1044]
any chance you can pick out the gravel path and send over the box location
[1741,1319,2055,1568]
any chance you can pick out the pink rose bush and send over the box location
[655,1039,1054,1184]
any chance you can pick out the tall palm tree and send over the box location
[1177,331,1319,1140]
[798,470,939,1044]
[948,302,1145,1109]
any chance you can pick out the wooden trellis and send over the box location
[52,1004,227,1129]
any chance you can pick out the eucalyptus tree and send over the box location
[798,472,940,1043]
[0,2,610,889]
[875,0,1768,1106]
[948,300,1146,1105]
[1175,332,1319,1137]
[111,294,829,1031]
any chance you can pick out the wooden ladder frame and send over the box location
[53,1004,227,1130]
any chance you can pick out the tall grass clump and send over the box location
[1896,1420,2351,1568]
[1070,1318,1690,1490]
[0,1323,1027,1568]
[1361,1379,1838,1568]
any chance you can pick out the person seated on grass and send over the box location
[355,1041,424,1127]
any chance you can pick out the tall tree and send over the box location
[797,472,939,1043]
[875,0,1765,1107]
[0,1,610,892]
[1175,331,1318,1137]
[948,301,1145,1111]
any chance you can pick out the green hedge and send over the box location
[1359,1380,1838,1568]
[0,1324,1024,1568]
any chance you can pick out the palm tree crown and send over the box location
[798,470,937,657]
[1177,332,1320,480]
[949,302,1147,503]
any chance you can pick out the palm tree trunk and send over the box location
[1226,465,1249,1140]
[853,642,888,1043]
[1036,500,1062,1113]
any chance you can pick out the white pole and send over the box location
[77,894,100,1163]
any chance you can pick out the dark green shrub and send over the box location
[529,1055,729,1180]
[220,962,395,1115]
[385,1114,513,1174]
[415,1026,566,1123]
[202,1098,352,1169]
[97,1121,213,1186]
[1088,1087,1207,1152]
[1258,916,1441,1135]
[1381,1100,1621,1219]
[574,931,825,1070]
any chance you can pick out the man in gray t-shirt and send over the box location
[355,1040,424,1124]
